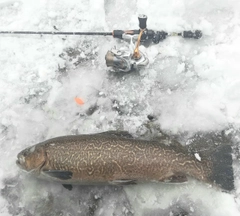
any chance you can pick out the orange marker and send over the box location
[75,97,84,105]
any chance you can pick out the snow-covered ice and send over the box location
[1,0,240,215]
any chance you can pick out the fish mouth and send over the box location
[16,157,23,169]
[16,154,25,169]
[16,157,35,173]
[16,159,20,166]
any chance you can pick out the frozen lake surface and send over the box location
[1,0,240,215]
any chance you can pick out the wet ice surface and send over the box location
[1,176,133,216]
[1,0,240,215]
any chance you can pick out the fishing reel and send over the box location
[105,14,202,72]
[105,33,149,72]
[105,15,150,72]
[105,47,149,72]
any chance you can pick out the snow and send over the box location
[194,153,201,161]
[1,0,240,215]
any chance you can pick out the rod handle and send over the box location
[182,30,202,39]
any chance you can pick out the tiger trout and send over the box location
[16,131,234,191]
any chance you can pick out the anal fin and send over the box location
[62,184,73,191]
[164,173,188,183]
[110,179,137,185]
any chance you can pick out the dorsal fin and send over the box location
[96,131,133,139]
[169,140,189,153]
[153,136,188,154]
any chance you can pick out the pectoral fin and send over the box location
[43,170,73,180]
[110,179,137,185]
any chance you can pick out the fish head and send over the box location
[16,145,46,173]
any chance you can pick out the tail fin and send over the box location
[207,145,234,191]
[187,132,234,191]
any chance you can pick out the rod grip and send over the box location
[182,30,202,39]
[112,30,125,39]
[112,30,140,39]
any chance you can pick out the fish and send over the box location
[16,131,234,191]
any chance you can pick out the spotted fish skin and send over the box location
[16,131,234,191]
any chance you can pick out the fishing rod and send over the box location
[0,31,112,36]
[1,14,202,72]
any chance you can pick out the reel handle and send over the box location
[138,14,147,29]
